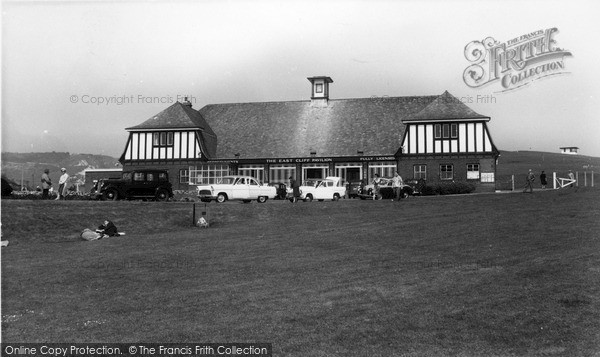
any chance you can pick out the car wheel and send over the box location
[155,189,169,201]
[103,189,118,201]
[257,196,267,203]
[333,193,340,201]
[216,193,227,203]
[304,194,313,202]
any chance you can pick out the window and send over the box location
[442,124,450,138]
[180,169,189,184]
[153,132,174,147]
[147,173,155,181]
[133,172,145,181]
[315,83,323,93]
[269,165,296,184]
[188,164,230,185]
[467,164,480,180]
[434,124,441,139]
[440,164,453,180]
[451,124,458,138]
[368,162,396,182]
[238,165,265,182]
[413,165,427,180]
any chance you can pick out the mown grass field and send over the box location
[2,188,600,356]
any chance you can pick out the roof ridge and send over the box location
[201,94,440,107]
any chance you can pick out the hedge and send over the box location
[421,181,476,195]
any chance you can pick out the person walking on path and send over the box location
[540,171,547,189]
[523,169,535,193]
[56,168,69,200]
[41,169,52,199]
[392,171,403,201]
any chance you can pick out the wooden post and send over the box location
[192,203,196,226]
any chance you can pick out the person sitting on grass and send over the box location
[96,220,120,238]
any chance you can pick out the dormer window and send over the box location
[434,124,458,139]
[153,132,174,147]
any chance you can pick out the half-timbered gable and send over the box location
[400,91,497,156]
[398,91,499,186]
[120,101,217,163]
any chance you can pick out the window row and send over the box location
[434,123,458,139]
[413,163,484,181]
[153,132,174,147]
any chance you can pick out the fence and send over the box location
[496,171,595,191]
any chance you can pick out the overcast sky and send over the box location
[1,0,599,158]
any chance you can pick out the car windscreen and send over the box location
[217,177,236,185]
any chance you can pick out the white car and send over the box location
[293,176,346,202]
[197,176,276,203]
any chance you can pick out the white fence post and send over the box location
[553,172,557,189]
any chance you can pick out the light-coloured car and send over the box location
[293,176,346,202]
[197,176,276,203]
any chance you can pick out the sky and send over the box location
[1,0,599,158]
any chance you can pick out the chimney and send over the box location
[308,76,333,107]
[182,97,193,107]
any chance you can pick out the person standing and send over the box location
[523,169,535,194]
[372,173,382,200]
[56,168,69,200]
[540,171,547,189]
[289,176,300,203]
[568,170,576,188]
[392,171,403,201]
[41,169,52,199]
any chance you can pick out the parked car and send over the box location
[291,176,346,202]
[197,175,276,203]
[404,178,425,196]
[346,180,364,199]
[98,169,173,201]
[270,182,288,200]
[358,177,413,200]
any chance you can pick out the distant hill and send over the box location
[1,152,120,190]
[497,151,599,175]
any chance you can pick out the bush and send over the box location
[421,181,477,196]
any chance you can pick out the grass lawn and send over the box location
[2,188,600,356]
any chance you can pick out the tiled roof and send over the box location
[198,95,438,159]
[126,102,217,137]
[125,101,218,158]
[404,91,489,122]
